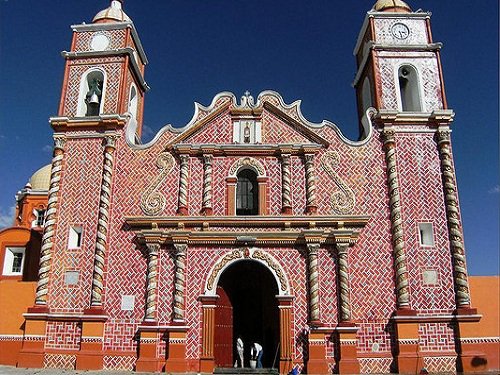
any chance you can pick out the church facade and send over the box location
[1,0,497,374]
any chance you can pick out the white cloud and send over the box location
[142,125,155,139]
[42,144,53,153]
[488,185,500,194]
[0,206,16,229]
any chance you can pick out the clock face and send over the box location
[90,34,110,51]
[391,23,410,40]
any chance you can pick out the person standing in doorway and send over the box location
[236,336,244,368]
[251,342,263,368]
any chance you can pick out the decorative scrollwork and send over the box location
[320,151,356,215]
[207,250,243,291]
[229,156,266,177]
[140,152,175,216]
[252,250,287,292]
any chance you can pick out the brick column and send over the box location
[177,154,189,215]
[304,154,318,214]
[202,154,213,215]
[281,153,292,214]
[89,135,118,310]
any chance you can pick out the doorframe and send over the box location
[199,248,294,373]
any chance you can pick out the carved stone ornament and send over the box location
[229,156,266,177]
[320,151,356,215]
[206,248,288,294]
[140,152,175,216]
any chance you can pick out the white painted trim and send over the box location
[204,247,290,296]
[126,91,375,150]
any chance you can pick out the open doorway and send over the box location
[214,260,280,368]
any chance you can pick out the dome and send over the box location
[93,0,131,23]
[373,0,412,13]
[29,164,51,191]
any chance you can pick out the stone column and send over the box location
[34,136,66,306]
[436,130,471,308]
[304,154,318,214]
[382,129,411,310]
[90,135,117,309]
[202,154,213,215]
[172,244,187,323]
[281,154,292,214]
[336,243,352,322]
[306,243,321,325]
[144,243,160,322]
[177,154,189,215]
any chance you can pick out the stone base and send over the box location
[76,351,103,370]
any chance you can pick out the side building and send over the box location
[0,0,498,374]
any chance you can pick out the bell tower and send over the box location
[54,0,149,141]
[353,0,448,137]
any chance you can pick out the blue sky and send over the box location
[0,1,498,275]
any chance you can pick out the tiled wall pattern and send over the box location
[44,82,462,370]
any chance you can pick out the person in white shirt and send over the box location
[251,342,263,368]
[236,337,244,368]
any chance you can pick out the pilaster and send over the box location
[277,296,294,375]
[199,295,218,373]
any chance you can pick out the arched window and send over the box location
[128,84,138,121]
[77,69,105,117]
[236,169,258,215]
[361,76,373,111]
[398,65,422,111]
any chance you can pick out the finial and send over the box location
[241,90,254,107]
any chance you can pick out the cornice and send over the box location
[70,21,148,65]
[50,114,128,132]
[61,48,149,91]
[372,109,454,127]
[129,215,370,247]
[171,143,323,157]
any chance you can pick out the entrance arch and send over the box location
[200,249,293,373]
[214,260,279,368]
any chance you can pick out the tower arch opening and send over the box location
[398,65,422,112]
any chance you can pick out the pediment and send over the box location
[162,91,330,150]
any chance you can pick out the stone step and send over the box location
[214,368,280,375]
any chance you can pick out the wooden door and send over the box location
[214,286,233,367]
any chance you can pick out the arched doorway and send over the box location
[214,260,280,369]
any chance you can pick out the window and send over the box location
[128,85,138,121]
[236,169,258,215]
[68,226,83,249]
[77,69,105,117]
[32,208,46,228]
[398,65,422,111]
[2,247,25,276]
[418,223,434,246]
